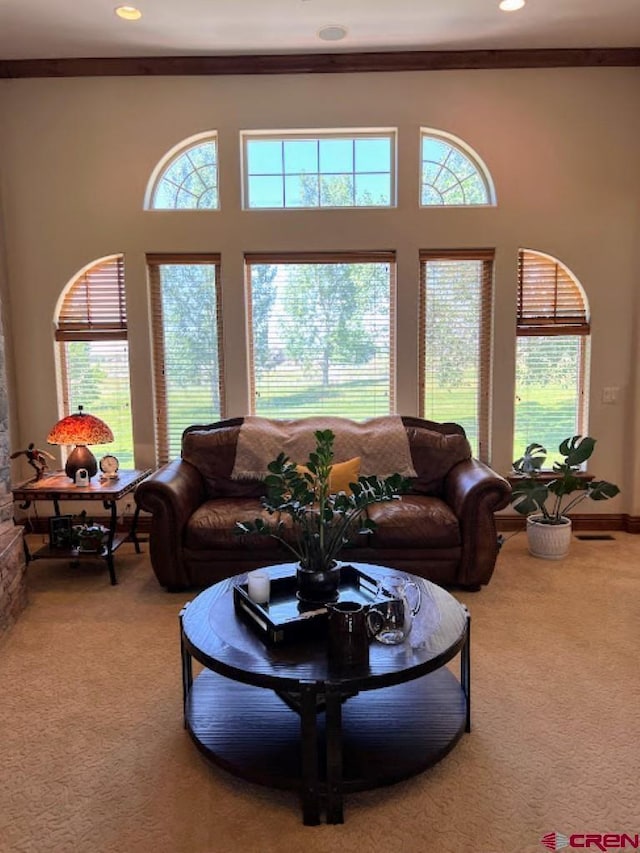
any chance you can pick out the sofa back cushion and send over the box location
[182,418,472,500]
[182,426,266,499]
[406,426,472,496]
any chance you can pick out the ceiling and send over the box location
[1,0,639,62]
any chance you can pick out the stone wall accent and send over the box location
[0,265,27,633]
[0,526,27,632]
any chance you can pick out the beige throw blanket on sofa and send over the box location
[231,416,417,480]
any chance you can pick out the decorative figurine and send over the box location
[11,443,56,480]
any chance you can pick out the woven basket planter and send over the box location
[526,515,573,560]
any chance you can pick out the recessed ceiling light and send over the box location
[115,5,142,21]
[318,25,348,42]
[499,0,525,10]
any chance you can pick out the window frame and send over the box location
[418,249,494,462]
[144,131,220,211]
[514,249,590,464]
[419,128,496,208]
[240,129,397,211]
[245,250,397,418]
[53,253,134,466]
[147,253,226,464]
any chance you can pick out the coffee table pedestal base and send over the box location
[186,667,467,824]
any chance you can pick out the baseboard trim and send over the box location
[497,513,640,533]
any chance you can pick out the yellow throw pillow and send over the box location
[329,457,361,495]
[295,464,313,481]
[295,457,361,496]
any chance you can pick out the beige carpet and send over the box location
[1,533,639,853]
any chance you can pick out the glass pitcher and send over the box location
[368,574,422,645]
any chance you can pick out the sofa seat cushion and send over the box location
[367,495,461,549]
[186,498,281,551]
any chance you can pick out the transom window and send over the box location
[420,130,494,207]
[246,252,395,418]
[147,255,225,463]
[146,133,219,210]
[514,249,590,465]
[242,131,395,209]
[419,250,494,460]
[54,255,134,466]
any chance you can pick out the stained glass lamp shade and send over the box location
[47,406,114,481]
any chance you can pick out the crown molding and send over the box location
[1,48,639,79]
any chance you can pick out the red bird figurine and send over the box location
[11,443,56,480]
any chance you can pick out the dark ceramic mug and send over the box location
[327,600,370,669]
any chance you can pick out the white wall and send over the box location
[0,67,638,515]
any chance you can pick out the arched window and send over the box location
[514,249,590,464]
[420,129,495,206]
[145,132,219,210]
[54,255,134,466]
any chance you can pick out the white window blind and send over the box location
[55,255,134,466]
[148,255,225,463]
[514,250,589,463]
[246,252,395,418]
[419,250,494,461]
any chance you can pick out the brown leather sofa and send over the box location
[135,416,511,591]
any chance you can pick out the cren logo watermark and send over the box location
[541,834,640,851]
[541,833,570,851]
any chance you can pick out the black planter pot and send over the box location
[296,561,342,605]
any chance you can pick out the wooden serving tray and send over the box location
[233,564,384,646]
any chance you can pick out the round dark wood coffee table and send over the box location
[180,562,470,825]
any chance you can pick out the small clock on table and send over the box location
[99,454,120,480]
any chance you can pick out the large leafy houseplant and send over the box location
[236,429,408,600]
[511,435,619,524]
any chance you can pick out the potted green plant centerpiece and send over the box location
[511,435,620,559]
[236,429,408,603]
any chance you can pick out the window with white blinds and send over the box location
[419,250,494,461]
[55,255,134,465]
[246,252,395,418]
[514,249,590,464]
[148,255,225,464]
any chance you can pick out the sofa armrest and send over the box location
[444,458,512,587]
[135,459,205,589]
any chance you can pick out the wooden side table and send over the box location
[12,468,152,585]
